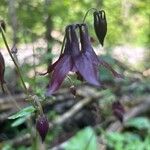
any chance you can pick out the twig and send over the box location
[52,91,103,126]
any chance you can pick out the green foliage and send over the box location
[62,127,97,150]
[8,106,35,119]
[7,106,36,128]
[2,143,31,150]
[105,117,150,150]
[125,117,150,130]
[106,131,150,150]
[99,89,116,104]
[11,116,28,127]
[122,78,150,96]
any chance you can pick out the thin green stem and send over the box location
[0,26,28,95]
[82,8,97,23]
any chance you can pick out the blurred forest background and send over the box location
[0,0,150,150]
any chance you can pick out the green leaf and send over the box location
[125,117,150,130]
[63,127,97,150]
[8,106,35,120]
[11,116,29,127]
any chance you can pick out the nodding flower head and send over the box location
[0,52,5,92]
[93,10,107,46]
[46,24,101,96]
[112,101,125,122]
[79,23,123,79]
[36,115,49,142]
[45,22,123,96]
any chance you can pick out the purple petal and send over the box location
[47,54,64,73]
[64,25,80,56]
[75,54,101,86]
[84,48,99,65]
[46,55,72,96]
[70,25,80,57]
[79,24,123,79]
[79,24,99,64]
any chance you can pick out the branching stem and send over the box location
[82,8,97,23]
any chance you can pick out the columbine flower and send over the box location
[93,10,107,46]
[46,24,100,96]
[79,24,123,78]
[112,101,125,122]
[36,115,49,142]
[0,52,5,92]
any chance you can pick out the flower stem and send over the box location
[0,26,28,95]
[82,8,97,23]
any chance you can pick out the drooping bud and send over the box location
[70,85,76,96]
[0,52,5,92]
[93,10,107,46]
[36,115,49,142]
[112,101,125,122]
[0,20,6,32]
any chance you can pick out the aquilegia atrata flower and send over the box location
[93,10,107,46]
[78,23,123,79]
[0,52,5,92]
[46,24,100,96]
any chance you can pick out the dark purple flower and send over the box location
[46,25,100,96]
[0,52,5,92]
[36,115,49,142]
[79,24,123,78]
[93,10,107,46]
[112,101,125,122]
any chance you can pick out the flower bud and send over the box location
[0,52,5,92]
[112,101,125,122]
[93,10,107,46]
[36,115,49,142]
